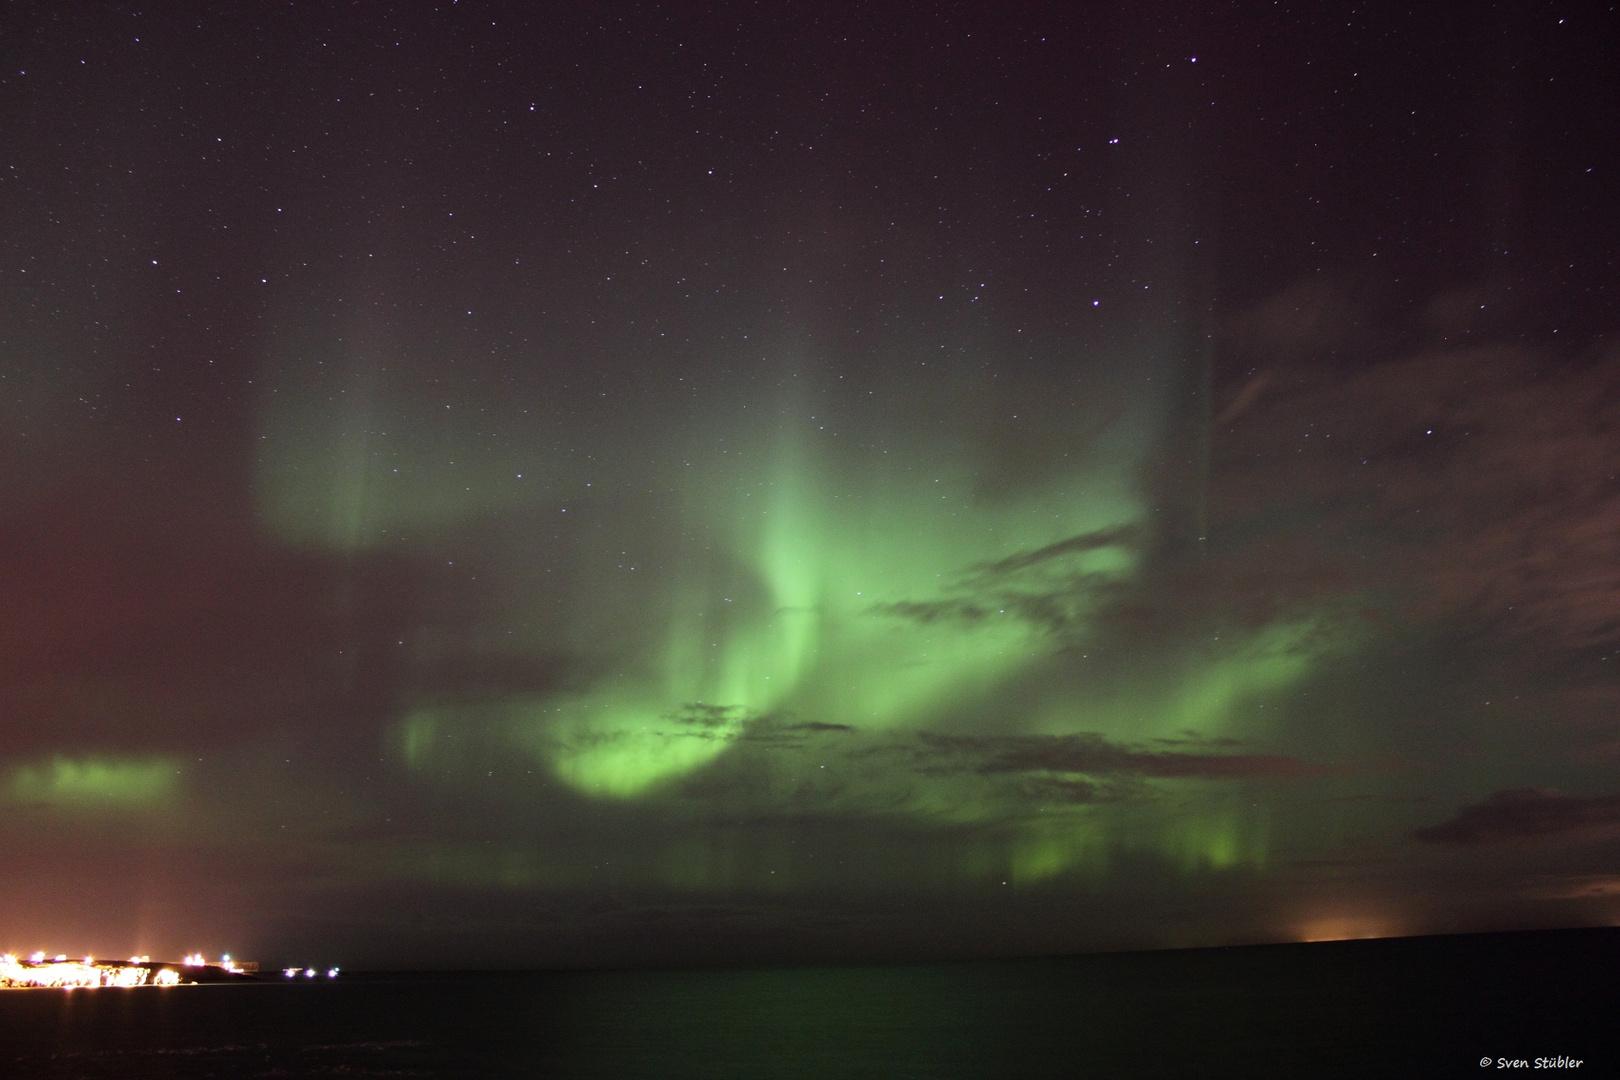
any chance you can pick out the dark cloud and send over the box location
[919,732,1332,781]
[870,598,1000,627]
[673,704,749,729]
[970,525,1143,579]
[659,708,859,750]
[1011,775,1113,805]
[1415,788,1620,846]
[731,715,858,746]
[871,524,1141,636]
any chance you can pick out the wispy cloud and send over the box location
[1216,330,1620,654]
[1415,788,1620,845]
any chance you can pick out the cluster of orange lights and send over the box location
[0,951,258,989]
[1,950,338,989]
[0,952,174,988]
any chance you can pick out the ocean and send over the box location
[2,927,1613,1078]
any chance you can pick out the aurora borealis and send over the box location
[3,2,1619,969]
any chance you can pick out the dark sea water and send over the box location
[2,927,1614,1079]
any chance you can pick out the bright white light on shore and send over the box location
[154,968,181,986]
[327,967,339,978]
[284,967,303,977]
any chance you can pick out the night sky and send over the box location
[3,1,1618,970]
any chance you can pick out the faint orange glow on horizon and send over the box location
[1294,915,1402,943]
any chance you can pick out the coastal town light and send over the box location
[1,951,268,989]
[0,953,150,988]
